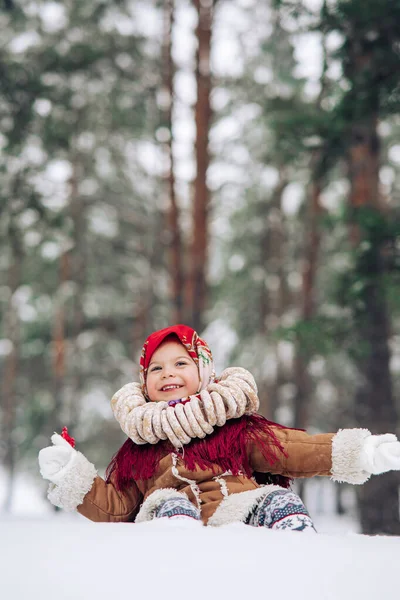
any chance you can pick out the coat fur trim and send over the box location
[331,428,371,484]
[135,488,189,523]
[207,484,284,527]
[47,451,97,512]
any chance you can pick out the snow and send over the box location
[1,470,399,598]
[1,515,399,600]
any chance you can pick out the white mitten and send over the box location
[359,434,400,475]
[38,433,77,485]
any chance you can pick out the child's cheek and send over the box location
[146,379,156,401]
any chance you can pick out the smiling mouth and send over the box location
[160,384,183,392]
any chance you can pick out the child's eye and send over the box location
[176,361,187,366]
[150,366,161,372]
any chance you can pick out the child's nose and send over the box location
[162,370,175,378]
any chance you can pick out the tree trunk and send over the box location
[294,169,323,430]
[348,116,400,535]
[68,164,86,431]
[185,0,215,332]
[260,171,289,332]
[51,251,70,433]
[163,0,184,323]
[259,171,289,417]
[293,169,323,501]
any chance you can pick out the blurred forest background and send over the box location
[1,0,400,534]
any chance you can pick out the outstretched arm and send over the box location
[248,426,400,484]
[39,434,142,522]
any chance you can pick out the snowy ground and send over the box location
[2,472,399,599]
[1,514,399,600]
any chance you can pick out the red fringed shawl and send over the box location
[106,415,293,491]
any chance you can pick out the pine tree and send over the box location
[0,0,169,494]
[322,0,400,535]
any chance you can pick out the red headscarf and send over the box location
[139,324,215,400]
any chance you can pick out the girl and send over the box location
[39,324,400,531]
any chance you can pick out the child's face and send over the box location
[146,340,200,402]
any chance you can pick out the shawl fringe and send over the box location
[106,415,293,491]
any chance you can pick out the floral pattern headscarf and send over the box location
[139,324,215,400]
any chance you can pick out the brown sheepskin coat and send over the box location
[77,426,334,525]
